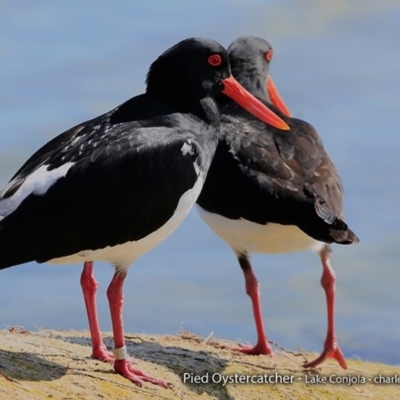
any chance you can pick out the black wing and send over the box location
[0,94,204,267]
[197,103,358,244]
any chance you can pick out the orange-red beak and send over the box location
[267,76,291,117]
[222,76,289,130]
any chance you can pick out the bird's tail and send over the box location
[328,219,359,245]
[0,224,36,270]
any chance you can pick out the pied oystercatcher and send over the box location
[0,37,289,387]
[196,36,359,369]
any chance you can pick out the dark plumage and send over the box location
[0,37,287,387]
[197,36,359,369]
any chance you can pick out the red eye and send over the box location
[265,49,273,62]
[208,54,222,66]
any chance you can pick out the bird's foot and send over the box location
[303,342,347,369]
[91,345,115,363]
[225,340,274,356]
[91,345,136,364]
[114,360,172,388]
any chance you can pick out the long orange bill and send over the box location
[267,76,291,117]
[222,76,289,130]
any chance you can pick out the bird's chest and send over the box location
[196,205,324,255]
[50,171,205,270]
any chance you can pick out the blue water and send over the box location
[1,1,400,366]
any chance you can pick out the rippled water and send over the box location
[1,1,400,365]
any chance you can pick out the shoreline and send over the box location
[1,327,399,399]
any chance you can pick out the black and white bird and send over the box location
[0,37,289,387]
[196,36,359,369]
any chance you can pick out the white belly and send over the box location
[49,174,205,272]
[196,205,324,255]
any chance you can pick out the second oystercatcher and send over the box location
[196,36,359,369]
[0,37,288,387]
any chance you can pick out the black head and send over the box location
[227,36,291,117]
[227,36,274,100]
[145,37,289,130]
[146,38,232,112]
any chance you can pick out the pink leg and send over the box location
[80,261,114,362]
[107,272,171,388]
[228,255,273,356]
[304,246,347,369]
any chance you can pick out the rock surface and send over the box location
[0,327,398,399]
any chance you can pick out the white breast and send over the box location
[196,205,324,255]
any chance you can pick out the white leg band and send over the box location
[113,346,128,360]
